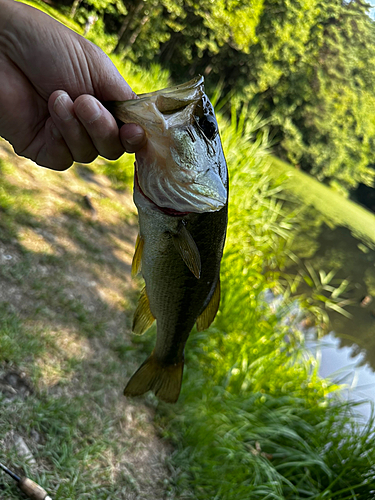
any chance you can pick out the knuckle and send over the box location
[73,150,98,164]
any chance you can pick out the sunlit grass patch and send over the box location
[18,227,55,255]
[35,328,93,388]
[270,156,375,247]
[0,173,41,241]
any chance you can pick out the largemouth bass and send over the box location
[110,76,228,403]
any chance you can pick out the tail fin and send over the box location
[124,351,183,403]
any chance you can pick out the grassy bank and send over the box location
[159,110,375,499]
[0,141,177,499]
[1,2,375,499]
[270,157,375,247]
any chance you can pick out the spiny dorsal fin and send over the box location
[196,279,221,331]
[172,224,201,279]
[132,287,155,335]
[132,234,144,277]
[124,350,184,403]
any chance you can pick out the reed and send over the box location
[158,107,375,499]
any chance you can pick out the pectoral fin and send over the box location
[124,350,184,403]
[132,287,155,335]
[172,224,201,279]
[196,279,221,331]
[132,234,144,277]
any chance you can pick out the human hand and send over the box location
[0,0,145,170]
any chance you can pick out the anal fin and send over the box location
[196,279,221,331]
[132,287,155,335]
[132,234,144,277]
[172,224,201,279]
[124,351,183,403]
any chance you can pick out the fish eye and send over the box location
[198,115,218,140]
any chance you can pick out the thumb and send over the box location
[83,40,137,102]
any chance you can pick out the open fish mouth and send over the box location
[109,76,228,214]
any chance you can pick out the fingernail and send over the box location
[53,93,73,121]
[126,132,145,146]
[124,123,145,144]
[76,98,102,124]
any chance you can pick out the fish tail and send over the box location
[124,351,183,403]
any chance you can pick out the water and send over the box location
[308,333,374,419]
[289,211,375,419]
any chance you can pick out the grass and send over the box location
[155,108,375,499]
[1,2,375,499]
[270,156,375,247]
[0,142,175,499]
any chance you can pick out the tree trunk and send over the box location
[70,0,82,19]
[128,15,149,47]
[113,0,144,54]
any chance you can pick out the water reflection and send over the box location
[307,333,374,420]
[288,207,375,416]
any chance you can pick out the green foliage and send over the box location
[231,0,375,191]
[110,56,170,95]
[27,0,375,192]
[165,393,375,499]
[109,0,263,62]
[155,107,375,499]
[277,0,375,191]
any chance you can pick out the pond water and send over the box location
[290,210,375,420]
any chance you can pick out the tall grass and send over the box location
[156,108,375,499]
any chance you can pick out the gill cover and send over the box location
[110,76,228,213]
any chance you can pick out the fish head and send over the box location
[110,76,228,214]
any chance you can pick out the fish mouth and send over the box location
[128,76,205,117]
[110,76,228,214]
[134,169,191,217]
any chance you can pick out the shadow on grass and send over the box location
[0,155,170,500]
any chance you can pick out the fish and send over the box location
[109,76,228,403]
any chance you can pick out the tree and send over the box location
[263,0,375,190]
[112,0,185,59]
[156,0,375,191]
[60,0,375,192]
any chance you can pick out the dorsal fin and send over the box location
[132,234,144,277]
[132,287,155,335]
[196,279,221,331]
[172,224,201,279]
